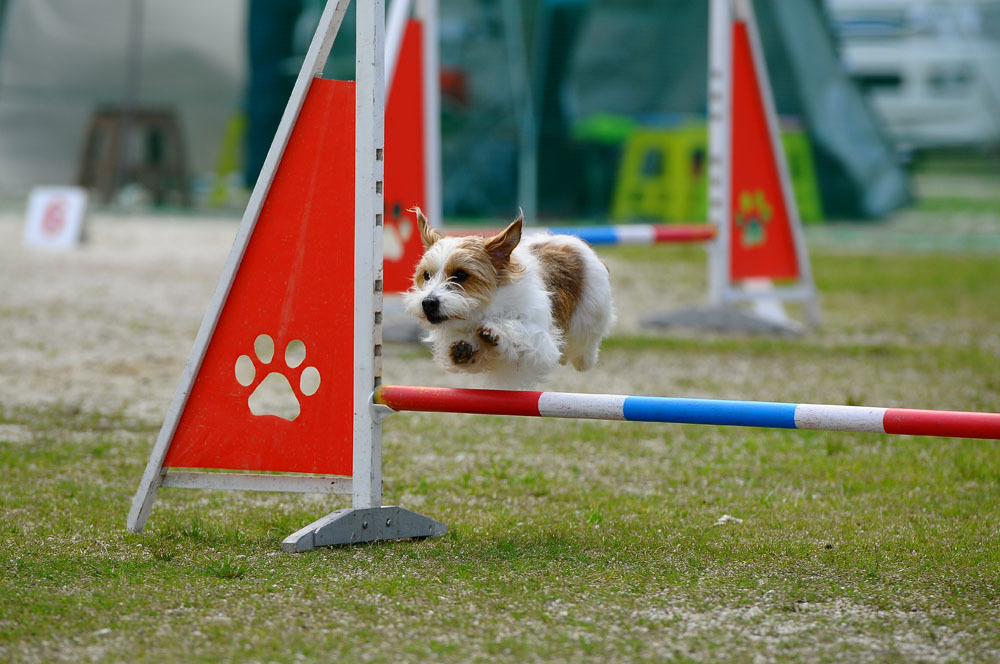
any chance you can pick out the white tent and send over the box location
[0,0,246,197]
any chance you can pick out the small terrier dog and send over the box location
[403,208,615,388]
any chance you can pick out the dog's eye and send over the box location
[422,270,431,281]
[451,269,469,283]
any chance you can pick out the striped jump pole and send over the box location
[374,386,1000,441]
[448,223,716,246]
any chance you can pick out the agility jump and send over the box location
[375,386,1000,441]
[128,0,1000,553]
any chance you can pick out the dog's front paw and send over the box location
[476,326,499,347]
[450,339,478,365]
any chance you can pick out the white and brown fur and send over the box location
[403,208,615,388]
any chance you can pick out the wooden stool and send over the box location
[77,106,191,206]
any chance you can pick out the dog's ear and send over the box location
[484,209,523,270]
[411,206,443,248]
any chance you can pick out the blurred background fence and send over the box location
[0,0,996,221]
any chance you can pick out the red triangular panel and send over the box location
[729,21,800,281]
[383,19,427,294]
[163,79,356,476]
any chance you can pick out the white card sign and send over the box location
[23,186,89,248]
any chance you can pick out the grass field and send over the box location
[2,168,999,662]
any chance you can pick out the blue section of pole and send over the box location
[546,226,620,245]
[622,396,799,429]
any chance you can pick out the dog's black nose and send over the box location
[422,296,440,316]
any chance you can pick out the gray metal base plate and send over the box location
[282,506,448,552]
[641,306,804,336]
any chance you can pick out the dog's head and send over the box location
[403,207,523,326]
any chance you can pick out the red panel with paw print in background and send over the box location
[383,18,428,294]
[728,21,800,282]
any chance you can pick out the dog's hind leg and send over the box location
[564,332,602,371]
[563,298,615,372]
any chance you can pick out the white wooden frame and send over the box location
[161,472,352,494]
[707,0,732,309]
[353,0,387,511]
[129,0,446,549]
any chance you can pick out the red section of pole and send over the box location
[376,385,543,417]
[883,409,1000,440]
[652,224,717,243]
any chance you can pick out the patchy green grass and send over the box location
[915,197,1000,215]
[2,236,1000,662]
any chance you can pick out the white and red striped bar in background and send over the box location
[447,223,716,246]
[374,385,1000,440]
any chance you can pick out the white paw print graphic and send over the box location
[234,334,320,421]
